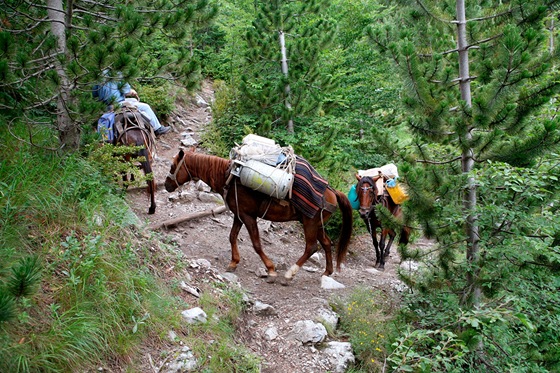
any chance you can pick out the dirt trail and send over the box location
[125,80,426,372]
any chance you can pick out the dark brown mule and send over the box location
[355,174,410,270]
[165,148,353,284]
[114,105,157,214]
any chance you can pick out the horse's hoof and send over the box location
[280,277,290,286]
[226,266,237,273]
[266,273,277,283]
[378,266,386,271]
[148,208,156,215]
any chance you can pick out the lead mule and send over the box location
[165,148,353,284]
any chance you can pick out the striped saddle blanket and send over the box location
[291,156,329,218]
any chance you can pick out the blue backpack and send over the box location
[348,184,360,210]
[97,112,116,142]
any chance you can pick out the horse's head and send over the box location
[165,148,192,192]
[356,176,379,218]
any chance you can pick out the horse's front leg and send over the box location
[365,217,382,268]
[227,216,244,273]
[378,229,396,271]
[243,216,277,283]
[378,230,388,270]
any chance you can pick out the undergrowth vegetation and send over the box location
[332,288,400,372]
[0,122,259,372]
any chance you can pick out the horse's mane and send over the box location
[188,152,231,189]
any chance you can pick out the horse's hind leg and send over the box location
[317,228,334,276]
[382,229,396,257]
[227,216,244,273]
[284,218,319,284]
[138,148,156,214]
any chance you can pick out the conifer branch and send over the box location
[6,117,61,151]
[1,63,56,86]
[415,156,462,165]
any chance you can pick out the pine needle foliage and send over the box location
[6,256,41,299]
[0,0,218,150]
[364,0,560,370]
[0,292,16,323]
[239,0,338,135]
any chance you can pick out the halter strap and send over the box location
[358,182,380,218]
[167,154,190,188]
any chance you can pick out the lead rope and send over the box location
[260,198,273,219]
[232,176,273,220]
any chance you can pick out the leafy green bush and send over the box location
[333,288,400,372]
[137,84,176,119]
[85,142,152,190]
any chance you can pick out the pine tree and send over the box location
[241,0,336,134]
[0,0,217,151]
[369,0,560,365]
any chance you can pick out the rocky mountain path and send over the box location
[125,80,428,372]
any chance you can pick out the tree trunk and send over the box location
[279,30,294,133]
[47,0,80,151]
[456,0,482,340]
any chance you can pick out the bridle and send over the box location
[166,153,191,189]
[358,179,382,218]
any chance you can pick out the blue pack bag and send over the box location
[97,112,115,142]
[347,184,360,210]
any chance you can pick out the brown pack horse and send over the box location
[165,148,353,284]
[114,106,157,214]
[355,174,410,270]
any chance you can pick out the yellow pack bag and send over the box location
[386,182,409,204]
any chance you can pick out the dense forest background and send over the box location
[1,0,560,371]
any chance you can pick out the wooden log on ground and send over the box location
[149,205,227,230]
[128,181,166,191]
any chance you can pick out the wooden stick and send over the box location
[127,181,165,191]
[149,205,227,230]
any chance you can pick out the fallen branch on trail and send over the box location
[127,181,165,191]
[149,205,227,230]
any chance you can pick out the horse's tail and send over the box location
[138,147,154,184]
[334,189,353,271]
[139,146,157,214]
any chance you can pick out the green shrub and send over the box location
[137,84,176,119]
[332,288,400,372]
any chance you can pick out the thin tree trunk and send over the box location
[550,18,554,53]
[456,0,481,310]
[279,30,294,133]
[48,0,80,151]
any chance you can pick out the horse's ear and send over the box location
[178,148,185,158]
[355,173,362,181]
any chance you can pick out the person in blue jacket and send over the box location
[93,72,171,136]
